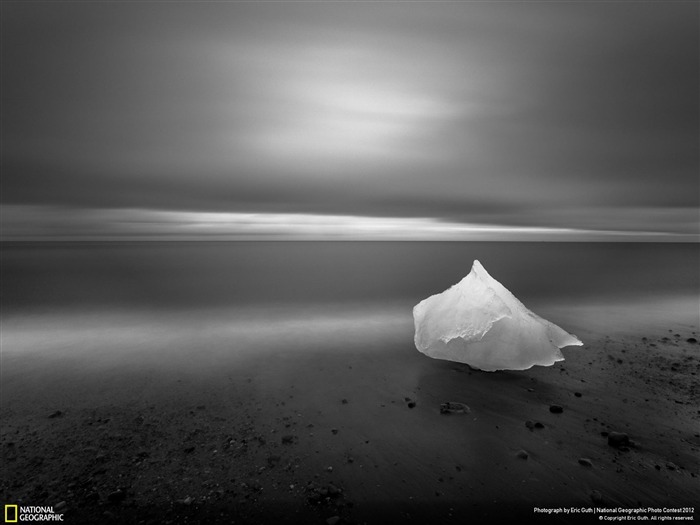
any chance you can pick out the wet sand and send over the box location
[1,299,699,524]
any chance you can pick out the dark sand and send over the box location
[2,298,699,524]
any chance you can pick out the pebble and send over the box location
[107,489,126,503]
[687,338,697,343]
[281,435,298,445]
[549,405,563,414]
[48,411,63,419]
[54,501,67,512]
[326,516,340,525]
[183,496,194,506]
[590,490,603,503]
[440,402,470,415]
[516,450,529,460]
[578,458,592,467]
[607,431,630,448]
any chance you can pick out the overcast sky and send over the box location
[2,1,698,240]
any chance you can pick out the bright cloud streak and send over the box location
[2,205,696,242]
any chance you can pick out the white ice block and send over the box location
[413,260,582,371]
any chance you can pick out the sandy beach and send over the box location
[2,297,698,525]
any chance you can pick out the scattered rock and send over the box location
[48,411,63,419]
[590,490,603,503]
[516,450,529,460]
[578,458,592,467]
[440,402,470,415]
[549,405,563,414]
[107,489,126,503]
[607,432,630,448]
[281,435,298,445]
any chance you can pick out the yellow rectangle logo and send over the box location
[5,504,18,523]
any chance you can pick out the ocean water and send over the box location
[2,241,698,316]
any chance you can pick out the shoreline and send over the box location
[2,300,698,524]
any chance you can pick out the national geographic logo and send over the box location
[4,505,64,522]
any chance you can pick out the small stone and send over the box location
[590,490,603,503]
[182,496,194,506]
[183,446,195,454]
[516,450,529,460]
[327,466,333,472]
[574,392,582,397]
[48,411,63,419]
[407,401,416,409]
[107,490,126,503]
[54,501,67,511]
[578,458,592,467]
[687,338,697,343]
[341,399,348,404]
[440,402,470,415]
[326,517,341,525]
[281,435,298,445]
[331,428,339,435]
[525,420,535,430]
[534,422,545,429]
[607,432,630,448]
[549,405,563,414]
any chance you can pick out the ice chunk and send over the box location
[413,260,582,372]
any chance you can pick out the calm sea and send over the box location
[2,241,698,316]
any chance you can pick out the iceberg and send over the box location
[413,260,582,372]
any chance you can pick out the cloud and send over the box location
[2,2,697,235]
[2,205,696,242]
